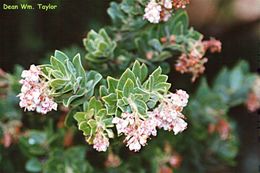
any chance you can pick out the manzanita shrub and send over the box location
[0,0,259,173]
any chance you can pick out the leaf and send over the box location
[54,50,69,61]
[99,85,108,97]
[50,56,67,75]
[99,29,112,43]
[229,68,243,92]
[88,97,103,114]
[237,60,250,73]
[117,98,129,113]
[62,90,86,107]
[26,158,42,173]
[134,99,147,117]
[64,110,76,127]
[102,93,117,115]
[132,61,148,82]
[95,109,107,118]
[50,79,67,89]
[143,67,171,93]
[51,70,64,79]
[123,79,135,97]
[85,70,102,97]
[107,2,125,26]
[196,78,211,99]
[87,119,97,131]
[79,121,91,136]
[72,54,86,83]
[66,60,77,77]
[74,112,86,122]
[213,68,229,89]
[117,68,136,90]
[168,10,189,35]
[107,76,118,93]
[149,39,162,51]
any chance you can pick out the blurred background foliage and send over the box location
[0,0,259,173]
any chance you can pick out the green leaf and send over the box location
[213,68,229,88]
[54,50,69,61]
[102,93,117,115]
[87,119,97,130]
[50,70,64,79]
[79,121,91,136]
[134,99,147,117]
[62,89,86,107]
[107,76,118,93]
[26,158,42,173]
[132,61,148,82]
[64,109,76,127]
[117,68,136,90]
[107,2,125,26]
[168,10,189,35]
[149,39,162,51]
[88,97,103,114]
[74,112,86,122]
[196,78,211,99]
[50,79,67,89]
[123,79,135,97]
[72,54,86,82]
[99,85,108,97]
[50,56,67,75]
[144,66,171,93]
[229,68,243,92]
[95,109,107,118]
[83,28,116,62]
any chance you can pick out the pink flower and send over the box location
[172,37,222,81]
[113,90,189,151]
[93,131,110,152]
[18,65,57,114]
[246,92,260,112]
[169,153,182,168]
[208,119,230,140]
[161,10,172,22]
[143,0,162,23]
[164,0,173,9]
[175,53,208,82]
[21,65,41,82]
[168,90,189,108]
[202,38,222,53]
[172,0,190,9]
[154,90,189,134]
[113,112,157,152]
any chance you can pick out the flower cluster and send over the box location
[203,38,222,53]
[143,0,191,23]
[172,0,190,9]
[18,65,57,114]
[175,38,222,82]
[208,119,230,140]
[246,76,260,112]
[93,130,110,152]
[113,112,157,151]
[154,89,189,134]
[143,0,162,23]
[169,153,182,168]
[175,53,208,82]
[113,90,189,152]
[158,142,183,172]
[0,120,22,148]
